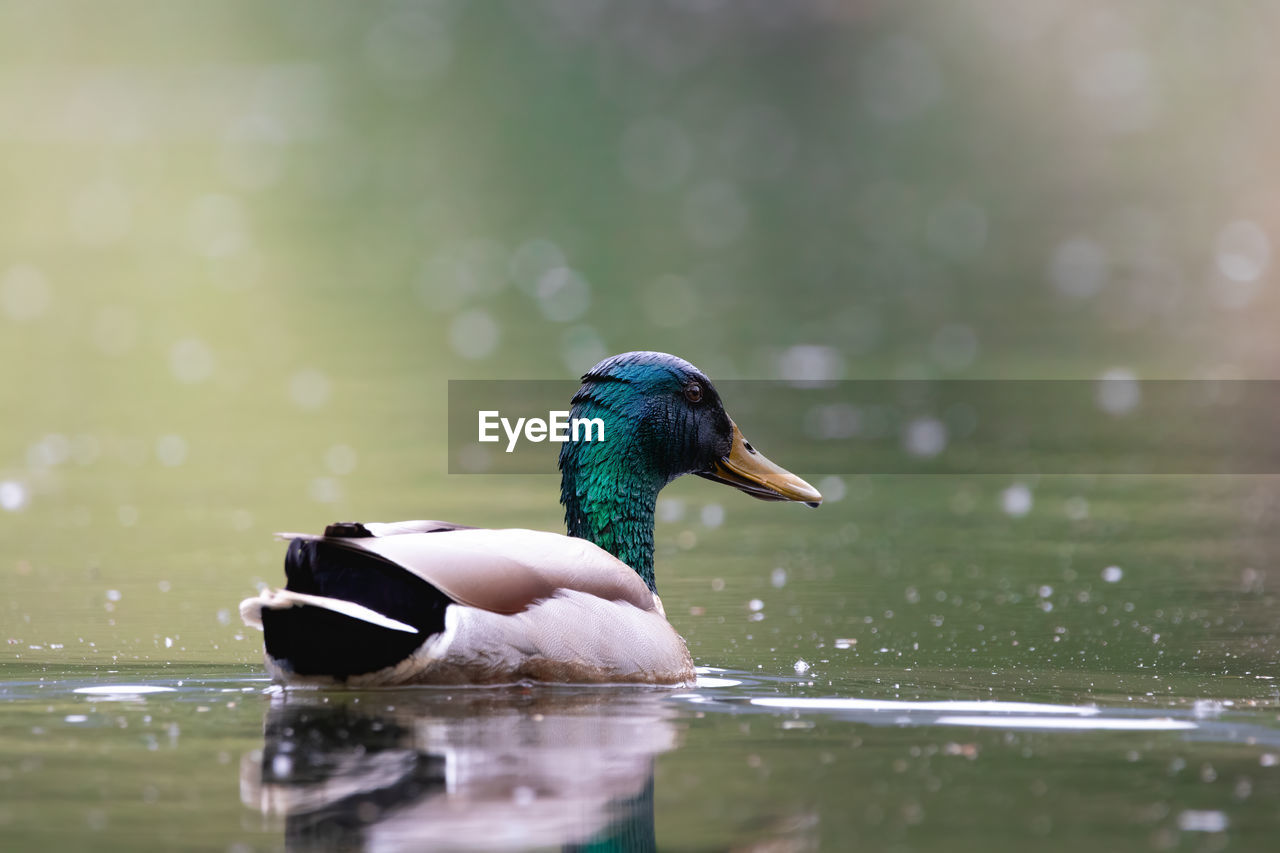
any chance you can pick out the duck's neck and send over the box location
[562,475,659,592]
[560,402,664,593]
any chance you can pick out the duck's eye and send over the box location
[684,383,702,403]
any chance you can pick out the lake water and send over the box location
[4,475,1278,851]
[4,2,1280,849]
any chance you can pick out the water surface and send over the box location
[4,476,1279,851]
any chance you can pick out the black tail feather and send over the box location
[264,538,452,679]
[262,606,429,679]
[283,539,448,634]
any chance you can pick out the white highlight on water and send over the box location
[74,685,176,696]
[751,697,1101,715]
[933,715,1194,731]
[1178,810,1229,832]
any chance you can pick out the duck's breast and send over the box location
[361,589,694,687]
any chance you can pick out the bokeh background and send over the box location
[6,5,1280,850]
[3,0,1278,665]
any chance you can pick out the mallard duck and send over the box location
[239,351,821,687]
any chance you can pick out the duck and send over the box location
[239,351,821,687]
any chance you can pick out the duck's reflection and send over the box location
[241,688,678,851]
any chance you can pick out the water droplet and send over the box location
[509,239,565,295]
[657,498,685,523]
[816,476,846,502]
[448,310,499,360]
[902,417,948,458]
[0,481,28,512]
[27,433,69,468]
[1096,368,1140,415]
[777,345,844,383]
[170,338,215,384]
[1214,220,1269,282]
[270,753,293,777]
[324,444,358,476]
[535,268,590,322]
[155,434,188,467]
[1001,483,1033,517]
[289,369,331,409]
[309,476,341,504]
[1177,810,1227,833]
[1049,236,1108,298]
[1,265,51,322]
[560,324,606,373]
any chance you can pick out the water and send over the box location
[4,475,1280,850]
[3,659,1279,851]
[4,2,1280,849]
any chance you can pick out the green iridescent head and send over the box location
[559,351,821,591]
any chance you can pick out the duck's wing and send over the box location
[288,525,656,615]
[327,520,477,537]
[272,519,474,540]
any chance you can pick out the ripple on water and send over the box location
[932,715,1196,731]
[749,697,1101,715]
[72,685,178,699]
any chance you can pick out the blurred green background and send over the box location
[2,0,1278,668]
[4,5,1280,850]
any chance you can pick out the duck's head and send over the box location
[559,351,820,590]
[561,351,822,507]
